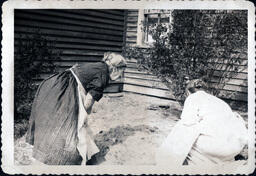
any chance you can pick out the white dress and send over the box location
[156,91,248,166]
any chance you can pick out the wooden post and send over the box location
[136,9,145,46]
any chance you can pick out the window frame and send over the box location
[136,9,172,47]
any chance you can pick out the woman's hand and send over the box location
[77,84,95,114]
[83,92,95,114]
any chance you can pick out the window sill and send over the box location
[134,43,153,49]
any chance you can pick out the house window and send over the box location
[142,10,172,45]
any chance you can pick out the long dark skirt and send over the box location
[26,70,83,165]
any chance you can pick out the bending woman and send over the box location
[156,79,248,166]
[26,52,126,165]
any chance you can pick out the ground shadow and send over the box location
[147,104,182,120]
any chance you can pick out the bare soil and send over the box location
[14,92,248,165]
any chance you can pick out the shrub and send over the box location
[123,10,247,105]
[14,29,61,122]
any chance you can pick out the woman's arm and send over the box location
[83,92,95,114]
[78,82,95,114]
[156,94,201,166]
[156,121,201,166]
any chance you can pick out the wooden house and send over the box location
[14,9,248,110]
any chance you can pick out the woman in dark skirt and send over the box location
[26,52,126,165]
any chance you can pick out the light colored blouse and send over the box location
[157,91,248,166]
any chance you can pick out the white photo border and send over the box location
[1,0,255,175]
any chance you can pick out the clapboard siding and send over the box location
[126,10,138,16]
[123,59,175,101]
[62,9,125,21]
[124,84,175,101]
[16,10,125,26]
[15,9,127,93]
[125,60,248,93]
[94,9,125,16]
[15,27,123,42]
[125,10,139,46]
[126,61,248,87]
[123,59,247,110]
[15,12,124,31]
[15,20,124,36]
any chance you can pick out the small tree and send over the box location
[124,10,247,105]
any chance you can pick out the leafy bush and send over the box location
[124,10,247,104]
[15,29,61,121]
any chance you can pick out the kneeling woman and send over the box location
[26,52,126,165]
[156,79,248,166]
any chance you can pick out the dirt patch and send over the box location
[88,124,159,165]
[14,137,32,165]
[14,92,248,165]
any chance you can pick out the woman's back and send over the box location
[185,91,248,163]
[157,90,248,166]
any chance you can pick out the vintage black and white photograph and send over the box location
[1,0,255,175]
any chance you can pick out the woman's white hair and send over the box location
[102,52,127,81]
[102,52,126,68]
